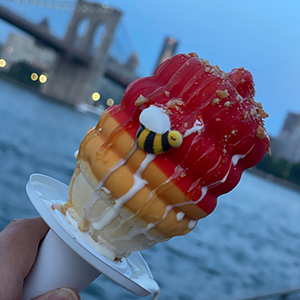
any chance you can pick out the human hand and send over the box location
[0,217,81,300]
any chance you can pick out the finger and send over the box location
[31,287,80,300]
[0,217,49,300]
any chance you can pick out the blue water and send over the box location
[1,79,300,300]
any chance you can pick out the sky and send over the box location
[0,0,300,137]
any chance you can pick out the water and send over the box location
[1,79,300,300]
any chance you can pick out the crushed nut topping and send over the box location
[166,98,184,108]
[256,126,265,140]
[78,220,89,232]
[135,95,149,106]
[258,109,269,119]
[216,90,230,99]
[236,95,243,103]
[164,91,170,97]
[212,98,220,106]
[256,102,263,109]
[220,72,227,79]
[189,52,199,58]
[250,108,258,116]
[175,99,184,106]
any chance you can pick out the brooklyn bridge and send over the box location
[0,0,144,107]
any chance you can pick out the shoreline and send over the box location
[248,167,300,193]
[0,74,76,109]
[0,75,102,119]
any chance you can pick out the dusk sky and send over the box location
[0,0,299,138]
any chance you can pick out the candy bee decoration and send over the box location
[137,105,183,154]
[56,52,270,261]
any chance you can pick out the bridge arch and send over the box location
[64,0,121,58]
[88,22,106,56]
[43,0,122,105]
[72,17,90,48]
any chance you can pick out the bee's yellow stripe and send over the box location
[153,134,163,154]
[137,127,151,151]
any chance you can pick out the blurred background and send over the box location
[1,0,300,299]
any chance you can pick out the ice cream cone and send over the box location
[58,53,270,260]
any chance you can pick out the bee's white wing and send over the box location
[139,105,170,134]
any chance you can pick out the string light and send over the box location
[31,72,38,81]
[6,46,14,54]
[106,98,114,106]
[0,59,6,67]
[39,74,48,83]
[3,0,114,13]
[92,92,100,101]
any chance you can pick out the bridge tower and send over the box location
[42,0,121,105]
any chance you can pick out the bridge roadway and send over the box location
[0,4,137,88]
[0,3,91,65]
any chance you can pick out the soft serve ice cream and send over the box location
[56,53,270,260]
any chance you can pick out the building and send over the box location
[272,112,300,162]
[153,36,178,72]
[1,33,56,72]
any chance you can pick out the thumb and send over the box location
[31,287,80,300]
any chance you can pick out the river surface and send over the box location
[1,79,300,300]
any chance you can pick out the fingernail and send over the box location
[49,288,78,300]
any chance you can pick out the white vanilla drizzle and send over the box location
[232,154,245,166]
[90,154,156,231]
[188,220,197,230]
[83,158,126,219]
[65,210,118,261]
[141,146,252,232]
[183,119,204,138]
[69,131,256,256]
[83,143,139,221]
[192,146,255,205]
[232,145,254,166]
[126,258,160,300]
[176,212,185,222]
[74,150,79,158]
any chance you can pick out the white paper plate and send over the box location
[24,173,159,299]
